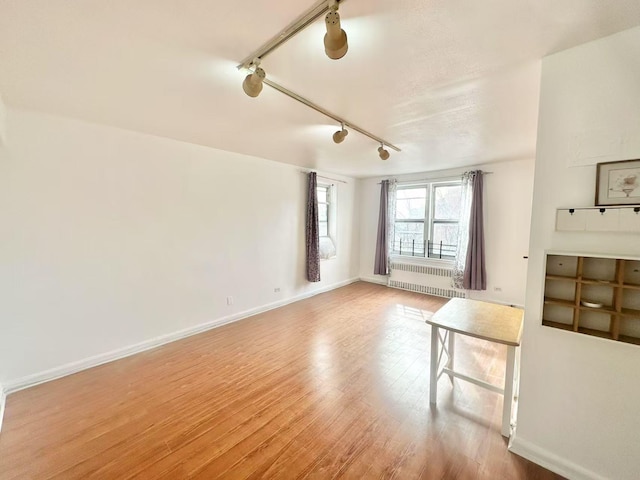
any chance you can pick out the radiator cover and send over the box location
[388,261,466,299]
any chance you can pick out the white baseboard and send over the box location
[0,383,6,433]
[3,277,360,394]
[509,435,608,480]
[359,275,389,286]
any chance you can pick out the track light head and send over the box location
[378,145,390,160]
[332,125,348,144]
[242,67,266,98]
[324,8,348,60]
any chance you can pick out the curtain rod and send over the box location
[376,171,493,185]
[300,170,348,184]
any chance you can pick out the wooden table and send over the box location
[426,298,524,438]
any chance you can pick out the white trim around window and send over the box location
[393,180,462,261]
[317,183,337,260]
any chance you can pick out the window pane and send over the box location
[396,198,426,220]
[395,221,424,236]
[316,187,327,204]
[396,187,427,220]
[396,188,426,200]
[318,204,328,222]
[319,221,328,237]
[433,185,462,220]
[432,223,458,245]
[393,222,425,255]
[394,221,424,243]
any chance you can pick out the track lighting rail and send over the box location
[263,77,401,152]
[237,0,400,157]
[237,0,347,69]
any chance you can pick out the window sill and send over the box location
[390,254,455,267]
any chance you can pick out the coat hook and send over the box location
[599,208,606,215]
[569,209,575,215]
[634,207,640,214]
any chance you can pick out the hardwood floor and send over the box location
[0,282,563,479]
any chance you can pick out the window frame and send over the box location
[393,180,461,261]
[317,183,337,260]
[317,184,331,239]
[394,185,428,255]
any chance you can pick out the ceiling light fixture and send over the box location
[257,76,401,154]
[332,123,348,143]
[237,0,348,69]
[237,0,400,158]
[324,1,348,60]
[378,144,390,160]
[242,61,265,98]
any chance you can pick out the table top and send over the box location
[425,298,523,346]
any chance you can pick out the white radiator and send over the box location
[388,261,466,299]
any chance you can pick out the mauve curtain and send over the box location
[463,171,486,290]
[306,172,321,282]
[374,180,389,275]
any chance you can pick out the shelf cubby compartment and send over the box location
[543,253,640,346]
[544,280,576,303]
[580,284,615,309]
[620,290,640,316]
[619,315,640,345]
[623,260,640,288]
[545,255,578,277]
[582,257,616,282]
[542,302,575,331]
[577,310,612,339]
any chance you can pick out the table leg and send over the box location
[447,331,455,383]
[429,325,439,404]
[502,345,517,437]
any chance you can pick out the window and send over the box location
[393,181,461,259]
[317,185,330,237]
[317,184,336,259]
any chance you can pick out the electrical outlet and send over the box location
[274,287,281,293]
[226,296,233,305]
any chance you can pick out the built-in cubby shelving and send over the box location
[542,253,640,345]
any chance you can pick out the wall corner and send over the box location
[509,434,609,480]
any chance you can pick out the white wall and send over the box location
[358,158,535,307]
[0,95,5,431]
[0,94,6,146]
[511,27,640,480]
[0,108,360,386]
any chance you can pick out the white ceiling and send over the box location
[1,1,640,178]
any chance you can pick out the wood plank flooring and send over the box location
[0,282,564,479]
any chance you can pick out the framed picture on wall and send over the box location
[595,159,640,206]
